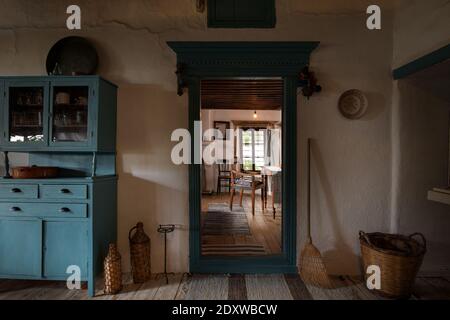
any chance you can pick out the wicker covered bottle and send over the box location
[104,243,123,294]
[129,222,151,283]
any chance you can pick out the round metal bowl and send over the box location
[46,36,98,75]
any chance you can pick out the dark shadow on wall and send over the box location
[117,172,188,273]
[114,84,189,273]
[361,91,387,121]
[310,139,361,275]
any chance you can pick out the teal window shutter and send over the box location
[208,0,276,28]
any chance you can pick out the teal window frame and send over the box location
[207,0,276,29]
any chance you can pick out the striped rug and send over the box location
[202,244,266,256]
[202,203,250,235]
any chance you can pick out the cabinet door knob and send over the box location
[59,207,71,213]
[11,188,22,193]
[60,188,71,194]
[10,206,21,212]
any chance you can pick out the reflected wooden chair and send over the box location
[229,169,264,215]
[216,162,232,194]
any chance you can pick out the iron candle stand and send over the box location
[156,224,175,284]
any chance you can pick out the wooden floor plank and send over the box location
[228,274,247,300]
[40,282,81,300]
[0,280,51,300]
[185,274,228,300]
[112,273,144,300]
[304,284,328,300]
[413,277,450,300]
[304,278,360,301]
[1,273,449,300]
[153,273,184,300]
[305,285,357,300]
[246,274,292,300]
[284,274,312,300]
[132,276,166,300]
[31,282,78,300]
[343,275,381,300]
[175,273,192,300]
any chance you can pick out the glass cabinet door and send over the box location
[6,82,48,144]
[50,85,91,145]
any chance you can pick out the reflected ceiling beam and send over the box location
[201,79,283,110]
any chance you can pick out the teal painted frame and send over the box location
[168,41,319,273]
[207,0,276,29]
[3,80,50,148]
[48,79,95,149]
[0,80,4,146]
[393,44,450,80]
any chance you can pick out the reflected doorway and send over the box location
[200,78,283,257]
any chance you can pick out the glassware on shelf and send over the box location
[75,96,88,106]
[8,86,45,143]
[55,92,70,105]
[25,93,32,105]
[35,91,43,105]
[51,86,89,143]
[16,94,23,105]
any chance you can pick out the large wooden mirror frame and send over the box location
[168,42,319,273]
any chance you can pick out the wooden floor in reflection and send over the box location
[201,192,282,255]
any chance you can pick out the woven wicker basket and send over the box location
[129,222,151,283]
[359,231,426,299]
[104,243,123,295]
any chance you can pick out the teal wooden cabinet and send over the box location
[0,173,117,297]
[43,220,88,278]
[0,76,118,297]
[0,184,38,198]
[0,219,42,277]
[0,218,88,279]
[0,76,117,152]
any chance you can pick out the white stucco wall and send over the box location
[391,80,450,273]
[0,0,447,275]
[393,0,450,68]
[391,0,450,273]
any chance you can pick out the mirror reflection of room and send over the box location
[200,78,283,257]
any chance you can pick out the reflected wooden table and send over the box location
[260,166,282,219]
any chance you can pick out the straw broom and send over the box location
[299,138,332,288]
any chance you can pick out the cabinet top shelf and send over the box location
[13,104,44,108]
[53,104,88,108]
[0,175,118,184]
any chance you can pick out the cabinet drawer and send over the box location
[0,203,87,218]
[0,184,38,199]
[40,185,88,200]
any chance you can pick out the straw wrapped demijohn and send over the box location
[129,222,151,283]
[104,243,123,294]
